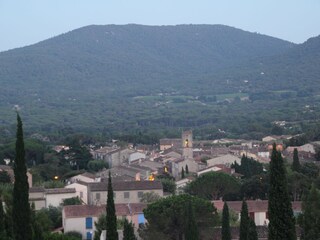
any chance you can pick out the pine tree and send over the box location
[181,167,185,179]
[123,218,137,240]
[12,114,33,240]
[248,218,258,240]
[184,200,199,240]
[239,200,249,240]
[222,202,231,240]
[185,164,189,174]
[291,148,301,172]
[301,184,320,240]
[106,172,118,240]
[268,143,296,240]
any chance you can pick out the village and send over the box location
[1,130,318,239]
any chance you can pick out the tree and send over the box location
[291,148,301,172]
[239,200,249,240]
[106,172,118,240]
[160,178,176,194]
[248,218,258,240]
[268,143,296,240]
[140,192,161,203]
[222,202,231,240]
[0,171,11,184]
[143,194,218,240]
[184,200,199,240]
[181,167,185,179]
[31,202,44,240]
[12,114,33,240]
[300,184,320,240]
[240,174,269,200]
[185,164,189,174]
[186,172,240,200]
[62,197,82,206]
[123,218,137,240]
[94,214,106,240]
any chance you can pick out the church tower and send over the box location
[182,130,193,159]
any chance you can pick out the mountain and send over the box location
[0,24,319,140]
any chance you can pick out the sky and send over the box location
[0,0,319,52]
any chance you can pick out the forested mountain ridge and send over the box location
[0,24,319,140]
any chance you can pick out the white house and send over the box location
[206,154,241,167]
[46,188,77,207]
[65,182,88,204]
[63,203,147,240]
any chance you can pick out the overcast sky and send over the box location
[0,0,319,52]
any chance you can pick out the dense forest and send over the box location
[0,24,319,142]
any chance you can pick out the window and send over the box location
[96,193,100,200]
[124,192,130,199]
[86,231,92,240]
[86,217,93,229]
[138,191,143,198]
[138,213,145,224]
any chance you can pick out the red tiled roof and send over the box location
[46,188,76,194]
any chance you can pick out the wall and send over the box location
[46,192,77,207]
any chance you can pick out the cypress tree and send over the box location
[106,172,118,240]
[185,164,189,174]
[12,114,32,240]
[222,202,231,240]
[184,200,199,240]
[181,167,185,179]
[123,218,137,240]
[239,200,249,240]
[301,184,320,240]
[291,148,301,172]
[248,218,258,240]
[268,143,296,240]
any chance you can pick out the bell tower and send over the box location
[182,130,193,159]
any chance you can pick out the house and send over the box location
[45,188,77,207]
[175,177,194,194]
[170,157,198,179]
[29,187,46,210]
[65,181,89,204]
[128,152,146,164]
[29,187,77,210]
[63,203,147,240]
[87,180,163,205]
[92,147,134,168]
[212,200,302,226]
[207,154,241,167]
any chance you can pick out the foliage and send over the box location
[106,172,118,240]
[42,181,65,189]
[222,202,231,240]
[64,231,82,239]
[232,155,263,178]
[159,178,176,194]
[239,200,249,240]
[123,218,137,240]
[240,174,269,200]
[181,167,185,179]
[268,144,296,240]
[185,164,189,174]
[0,195,7,239]
[12,114,33,240]
[94,214,106,240]
[0,171,11,183]
[248,218,258,240]
[300,184,320,240]
[61,197,82,206]
[287,171,311,201]
[291,148,301,172]
[36,206,62,230]
[184,199,199,240]
[87,160,108,172]
[139,192,161,203]
[143,194,218,240]
[44,233,80,240]
[185,172,240,200]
